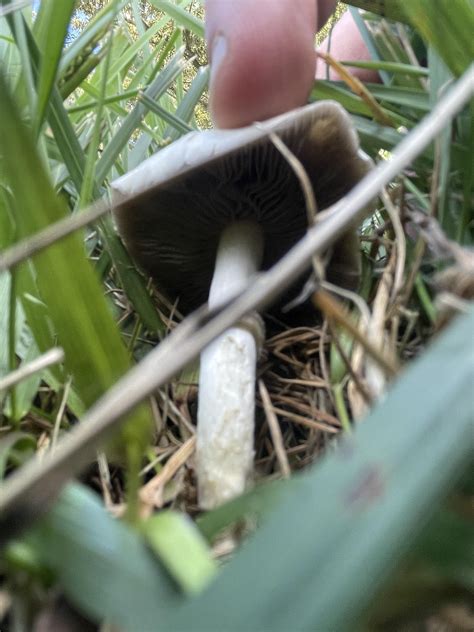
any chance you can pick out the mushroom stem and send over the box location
[196,221,264,509]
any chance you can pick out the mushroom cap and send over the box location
[112,101,371,313]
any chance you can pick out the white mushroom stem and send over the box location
[196,221,264,509]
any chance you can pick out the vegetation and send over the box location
[0,0,473,629]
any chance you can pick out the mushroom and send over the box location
[111,101,371,508]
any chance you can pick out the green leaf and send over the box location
[16,261,60,378]
[27,484,180,630]
[0,432,36,480]
[347,0,408,24]
[0,17,21,92]
[197,480,284,542]
[168,309,474,630]
[403,0,474,77]
[4,337,44,422]
[144,511,218,594]
[412,509,474,590]
[99,217,166,337]
[0,271,13,378]
[311,80,407,127]
[368,507,474,624]
[8,9,36,110]
[367,84,430,112]
[428,47,453,231]
[33,0,76,133]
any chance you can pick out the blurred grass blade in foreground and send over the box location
[168,308,474,631]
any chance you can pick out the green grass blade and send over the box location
[138,92,193,135]
[312,80,375,117]
[459,99,474,243]
[0,272,14,380]
[165,65,209,141]
[58,0,127,75]
[348,6,391,85]
[341,59,429,77]
[0,75,108,395]
[80,18,115,207]
[144,511,218,594]
[197,480,284,542]
[366,84,429,112]
[107,15,168,81]
[4,338,44,423]
[168,308,474,630]
[25,484,179,630]
[127,26,181,92]
[0,433,36,480]
[428,47,453,231]
[59,48,105,99]
[311,80,407,126]
[368,508,474,624]
[32,0,76,133]
[8,15,87,193]
[347,0,408,23]
[66,88,140,114]
[98,216,166,337]
[95,48,187,185]
[8,9,36,110]
[0,19,21,91]
[16,262,60,376]
[403,0,474,77]
[150,0,205,37]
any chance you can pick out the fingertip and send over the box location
[206,0,317,128]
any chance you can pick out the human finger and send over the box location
[206,0,328,128]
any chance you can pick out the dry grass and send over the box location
[71,186,474,521]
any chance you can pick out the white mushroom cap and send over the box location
[112,101,370,312]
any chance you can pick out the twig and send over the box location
[268,407,339,434]
[364,251,396,401]
[312,290,398,377]
[0,347,64,393]
[266,132,319,224]
[316,50,396,127]
[258,380,291,479]
[381,188,406,304]
[321,280,371,329]
[0,198,111,273]
[140,436,196,508]
[51,377,72,449]
[327,320,372,405]
[266,130,326,281]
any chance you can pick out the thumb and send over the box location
[205,0,319,128]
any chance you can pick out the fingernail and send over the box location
[210,32,228,81]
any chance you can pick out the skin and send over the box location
[205,0,379,129]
